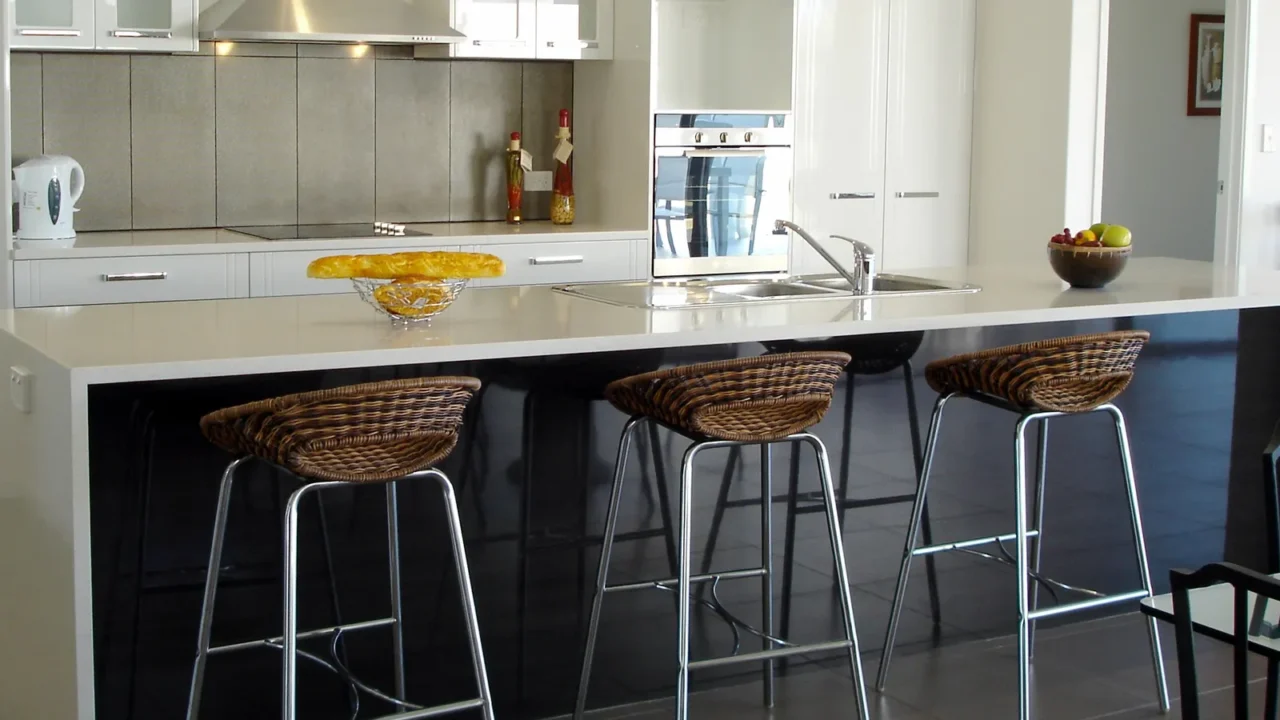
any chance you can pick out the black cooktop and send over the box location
[226,223,431,241]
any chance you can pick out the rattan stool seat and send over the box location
[924,330,1149,413]
[200,377,480,483]
[603,351,850,442]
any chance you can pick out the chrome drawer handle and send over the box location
[19,29,82,37]
[895,191,941,199]
[471,39,528,47]
[109,30,174,39]
[546,40,599,49]
[530,256,585,266]
[830,192,876,200]
[102,272,168,282]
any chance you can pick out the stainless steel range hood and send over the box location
[199,0,465,45]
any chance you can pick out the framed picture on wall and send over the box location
[1188,13,1226,116]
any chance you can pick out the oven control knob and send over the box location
[693,131,705,143]
[720,132,729,142]
[744,132,755,143]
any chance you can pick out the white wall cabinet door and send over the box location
[881,0,975,271]
[12,0,96,49]
[96,0,197,52]
[451,0,537,58]
[791,0,890,275]
[535,0,613,59]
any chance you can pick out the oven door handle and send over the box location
[683,149,770,159]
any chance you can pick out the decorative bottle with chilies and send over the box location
[506,132,524,224]
[551,109,575,225]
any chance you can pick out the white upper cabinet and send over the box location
[654,0,793,112]
[451,0,537,58]
[882,0,975,271]
[13,0,197,51]
[791,0,889,273]
[535,0,613,60]
[96,0,198,52]
[791,0,974,275]
[12,0,96,49]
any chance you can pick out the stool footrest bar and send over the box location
[376,698,486,719]
[605,567,767,594]
[209,617,397,656]
[688,639,852,671]
[1027,589,1149,621]
[912,531,1039,556]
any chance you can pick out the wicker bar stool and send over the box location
[186,378,495,720]
[875,331,1171,719]
[575,352,871,720]
[700,332,943,637]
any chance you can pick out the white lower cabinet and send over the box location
[14,254,250,307]
[466,239,638,287]
[793,0,975,274]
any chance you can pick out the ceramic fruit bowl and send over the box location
[1047,244,1131,289]
[352,277,467,323]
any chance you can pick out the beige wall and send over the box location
[1102,0,1225,262]
[11,46,572,231]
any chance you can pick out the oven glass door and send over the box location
[653,145,793,278]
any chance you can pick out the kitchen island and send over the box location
[2,257,1278,719]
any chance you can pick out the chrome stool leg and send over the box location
[802,433,871,718]
[186,457,247,720]
[877,394,954,691]
[675,442,700,720]
[429,468,497,720]
[1028,419,1049,653]
[386,482,407,702]
[1013,416,1035,719]
[575,417,641,720]
[1107,404,1171,712]
[760,444,776,708]
[283,480,347,720]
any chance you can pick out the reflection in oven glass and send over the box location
[653,154,789,261]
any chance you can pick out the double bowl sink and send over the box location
[555,273,981,310]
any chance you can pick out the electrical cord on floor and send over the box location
[264,628,424,720]
[954,538,1106,604]
[652,576,796,657]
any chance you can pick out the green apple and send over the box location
[1089,223,1110,237]
[1100,225,1132,248]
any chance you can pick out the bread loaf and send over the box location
[306,251,505,280]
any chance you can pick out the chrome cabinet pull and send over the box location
[830,192,876,200]
[895,191,941,199]
[19,29,82,37]
[530,256,585,266]
[109,30,174,39]
[546,40,599,49]
[102,272,168,282]
[471,39,529,47]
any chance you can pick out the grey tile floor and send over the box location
[584,613,1266,719]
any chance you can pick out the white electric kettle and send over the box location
[13,155,86,242]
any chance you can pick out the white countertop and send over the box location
[10,221,648,260]
[2,257,1273,386]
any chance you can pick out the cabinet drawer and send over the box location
[472,240,637,287]
[249,247,464,297]
[14,254,249,307]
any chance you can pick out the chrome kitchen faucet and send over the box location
[775,220,877,295]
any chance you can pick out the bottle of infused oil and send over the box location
[551,109,575,225]
[506,132,525,224]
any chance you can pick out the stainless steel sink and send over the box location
[710,282,844,299]
[796,273,980,297]
[554,273,979,310]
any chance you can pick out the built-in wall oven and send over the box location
[652,113,793,278]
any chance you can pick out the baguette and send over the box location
[306,251,505,280]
